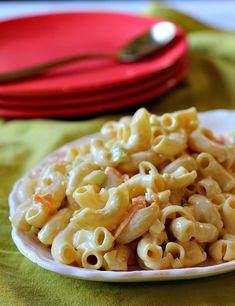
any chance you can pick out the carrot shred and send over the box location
[132,196,147,208]
[34,193,52,205]
[104,166,122,177]
[113,197,147,240]
[114,204,139,240]
[216,136,225,144]
[33,194,54,215]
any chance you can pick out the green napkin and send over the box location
[1,5,235,306]
[144,4,235,113]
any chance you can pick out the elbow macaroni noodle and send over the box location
[11,107,235,271]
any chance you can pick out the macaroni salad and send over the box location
[10,108,235,271]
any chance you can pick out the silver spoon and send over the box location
[0,21,177,84]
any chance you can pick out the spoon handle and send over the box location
[0,53,115,84]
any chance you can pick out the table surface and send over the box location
[0,1,234,30]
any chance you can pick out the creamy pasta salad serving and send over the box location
[11,108,235,271]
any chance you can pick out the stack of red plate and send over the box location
[0,12,189,118]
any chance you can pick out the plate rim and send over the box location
[8,109,235,282]
[0,58,188,107]
[0,63,188,119]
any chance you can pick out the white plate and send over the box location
[8,109,235,282]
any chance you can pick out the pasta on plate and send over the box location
[10,107,235,271]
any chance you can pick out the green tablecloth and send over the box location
[1,5,235,306]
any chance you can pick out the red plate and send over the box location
[0,12,187,97]
[0,62,188,118]
[0,57,188,108]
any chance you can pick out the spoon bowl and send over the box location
[118,21,177,62]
